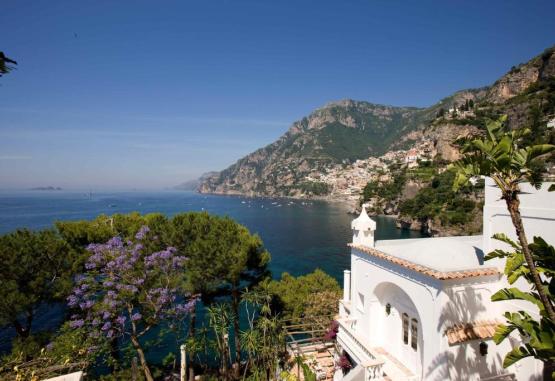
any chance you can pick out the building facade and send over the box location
[335,178,553,381]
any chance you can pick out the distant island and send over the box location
[29,186,62,191]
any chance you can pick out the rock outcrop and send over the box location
[197,45,555,201]
[486,47,555,104]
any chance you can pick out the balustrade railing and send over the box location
[336,319,384,380]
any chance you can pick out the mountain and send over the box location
[175,172,218,191]
[196,97,479,198]
[198,46,555,199]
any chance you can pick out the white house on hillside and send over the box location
[334,178,553,381]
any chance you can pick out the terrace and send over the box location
[336,317,418,381]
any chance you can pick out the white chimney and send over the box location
[343,270,351,303]
[351,205,376,247]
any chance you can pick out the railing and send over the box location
[363,360,384,380]
[337,319,384,380]
[342,364,364,381]
[339,299,351,317]
[337,318,375,362]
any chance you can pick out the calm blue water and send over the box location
[0,190,422,279]
[0,190,423,356]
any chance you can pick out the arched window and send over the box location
[402,313,409,345]
[411,318,418,350]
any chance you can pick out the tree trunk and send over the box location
[231,287,241,377]
[130,335,154,381]
[220,344,228,379]
[188,307,196,381]
[13,320,30,338]
[13,309,34,338]
[504,193,555,322]
[109,337,120,373]
[543,359,555,381]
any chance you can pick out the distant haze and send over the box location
[1,1,554,189]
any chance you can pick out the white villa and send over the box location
[334,178,554,381]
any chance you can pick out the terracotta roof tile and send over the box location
[349,244,500,280]
[445,320,503,345]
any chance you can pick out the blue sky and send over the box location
[1,1,554,190]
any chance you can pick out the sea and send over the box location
[0,190,424,357]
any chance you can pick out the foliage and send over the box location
[241,281,286,381]
[206,303,233,375]
[301,363,317,381]
[335,352,352,373]
[399,169,480,226]
[0,211,275,379]
[453,115,554,191]
[453,115,555,374]
[169,212,270,372]
[362,170,406,212]
[166,212,270,297]
[486,235,555,369]
[0,229,75,338]
[0,51,17,77]
[279,370,300,381]
[67,226,196,381]
[55,213,170,257]
[407,163,437,181]
[323,320,339,341]
[267,269,341,322]
[299,181,330,196]
[0,323,98,381]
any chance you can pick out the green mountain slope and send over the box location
[198,45,555,198]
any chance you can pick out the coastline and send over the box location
[195,189,359,212]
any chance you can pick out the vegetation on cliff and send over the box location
[399,169,483,229]
[199,45,555,206]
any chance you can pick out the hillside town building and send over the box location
[334,178,553,381]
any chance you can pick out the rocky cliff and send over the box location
[197,45,555,200]
[199,101,432,197]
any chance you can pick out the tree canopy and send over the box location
[0,51,17,77]
[0,229,74,338]
[267,269,341,322]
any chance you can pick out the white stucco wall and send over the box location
[346,249,531,381]
[349,249,440,380]
[338,179,554,381]
[479,179,554,380]
[435,278,509,381]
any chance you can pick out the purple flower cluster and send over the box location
[323,320,339,341]
[336,353,352,372]
[135,225,150,240]
[66,225,194,342]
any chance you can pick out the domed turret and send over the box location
[351,206,376,247]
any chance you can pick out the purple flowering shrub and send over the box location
[67,226,197,380]
[323,320,339,341]
[336,351,352,373]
